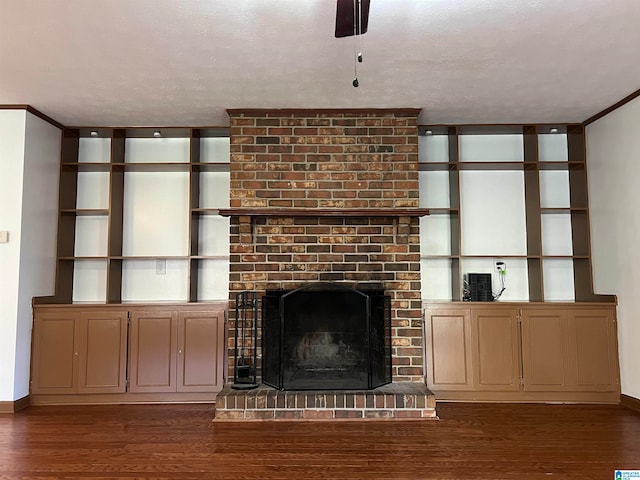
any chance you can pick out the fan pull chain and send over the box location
[352,0,365,87]
[357,0,363,63]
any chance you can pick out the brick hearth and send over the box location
[214,383,436,421]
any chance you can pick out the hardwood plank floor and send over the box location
[1,402,639,479]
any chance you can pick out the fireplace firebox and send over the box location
[262,283,391,390]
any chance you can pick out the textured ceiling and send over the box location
[1,0,639,127]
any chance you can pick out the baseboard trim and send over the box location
[620,394,640,413]
[431,390,620,404]
[0,395,30,414]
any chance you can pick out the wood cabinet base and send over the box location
[424,302,621,404]
[29,392,218,406]
[432,390,620,403]
[31,303,227,405]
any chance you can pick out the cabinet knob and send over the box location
[74,352,79,356]
[178,349,183,354]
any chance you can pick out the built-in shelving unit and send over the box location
[45,122,613,306]
[51,127,230,304]
[418,124,614,303]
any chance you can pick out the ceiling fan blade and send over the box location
[335,0,370,38]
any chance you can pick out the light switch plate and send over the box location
[155,259,166,275]
[0,231,8,243]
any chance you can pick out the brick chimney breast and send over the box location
[226,109,424,383]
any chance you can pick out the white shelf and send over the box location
[76,171,110,209]
[200,137,231,164]
[541,213,573,256]
[124,137,190,164]
[199,171,230,209]
[421,258,453,301]
[459,134,524,162]
[419,171,451,209]
[419,134,449,163]
[78,137,111,164]
[540,170,571,208]
[72,260,107,303]
[197,259,230,301]
[420,215,452,256]
[198,215,230,256]
[122,171,189,257]
[121,259,189,303]
[543,259,575,301]
[459,170,527,256]
[461,258,529,302]
[538,133,568,162]
[74,215,108,257]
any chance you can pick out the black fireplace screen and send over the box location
[262,283,391,390]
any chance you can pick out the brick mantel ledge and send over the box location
[218,208,430,218]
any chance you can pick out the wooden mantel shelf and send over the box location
[217,208,430,218]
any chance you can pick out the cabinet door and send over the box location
[77,311,128,393]
[31,311,79,394]
[520,307,619,394]
[177,310,226,392]
[424,308,474,390]
[470,308,521,391]
[128,310,178,393]
[566,308,619,392]
[521,309,571,391]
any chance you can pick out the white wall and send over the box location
[14,113,60,398]
[0,110,26,401]
[0,110,60,402]
[586,96,640,400]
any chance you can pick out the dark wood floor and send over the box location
[1,402,639,479]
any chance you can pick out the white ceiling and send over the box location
[1,0,639,128]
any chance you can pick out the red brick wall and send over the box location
[227,109,423,383]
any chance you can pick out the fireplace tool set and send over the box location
[232,291,259,390]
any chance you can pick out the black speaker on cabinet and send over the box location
[468,273,493,302]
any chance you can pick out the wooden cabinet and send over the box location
[31,303,226,404]
[424,303,620,402]
[129,310,178,393]
[568,309,619,390]
[470,308,521,392]
[521,307,619,393]
[520,309,567,391]
[32,309,127,395]
[31,311,77,394]
[129,309,226,394]
[177,310,225,392]
[424,306,520,393]
[424,308,473,390]
[77,311,128,393]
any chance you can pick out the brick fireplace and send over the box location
[215,109,435,420]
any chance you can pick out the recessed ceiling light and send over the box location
[549,128,559,134]
[89,131,99,137]
[153,130,162,138]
